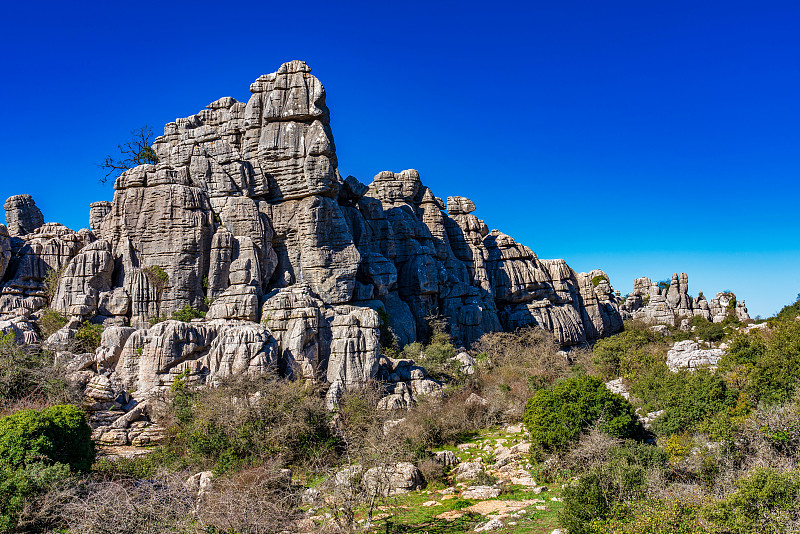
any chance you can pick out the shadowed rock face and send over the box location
[1,60,625,405]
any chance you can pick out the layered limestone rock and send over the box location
[666,340,725,372]
[116,319,277,395]
[1,61,628,423]
[0,224,10,282]
[51,239,114,318]
[4,194,44,236]
[621,273,750,325]
[0,223,88,318]
[89,201,111,234]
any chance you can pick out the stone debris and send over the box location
[453,461,485,481]
[604,377,630,399]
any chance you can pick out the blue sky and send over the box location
[1,1,798,317]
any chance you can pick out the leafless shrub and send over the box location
[734,401,800,473]
[201,464,302,534]
[472,327,567,420]
[537,425,622,481]
[60,471,200,534]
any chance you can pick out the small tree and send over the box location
[524,376,640,457]
[98,125,158,184]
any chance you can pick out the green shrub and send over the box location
[650,369,737,436]
[704,467,800,533]
[775,295,800,323]
[689,315,726,342]
[414,327,456,380]
[38,308,68,340]
[0,404,94,472]
[746,320,800,405]
[559,461,647,534]
[73,322,103,353]
[142,265,168,287]
[591,498,712,534]
[592,274,609,287]
[168,376,338,473]
[0,461,71,532]
[170,305,205,322]
[523,376,640,455]
[592,325,659,380]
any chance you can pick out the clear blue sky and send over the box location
[1,1,798,318]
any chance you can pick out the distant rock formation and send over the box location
[620,273,750,326]
[0,61,624,412]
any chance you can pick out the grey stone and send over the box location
[4,194,44,236]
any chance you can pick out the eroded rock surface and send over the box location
[621,273,750,326]
[1,61,631,433]
[4,194,44,236]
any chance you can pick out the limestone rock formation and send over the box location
[89,201,111,235]
[4,194,44,236]
[621,273,750,326]
[0,224,10,282]
[1,60,629,422]
[51,239,114,318]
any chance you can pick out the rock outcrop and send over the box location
[621,273,750,326]
[1,60,627,419]
[4,194,44,236]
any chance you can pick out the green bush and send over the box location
[73,322,103,353]
[38,308,68,340]
[591,274,609,287]
[0,461,71,532]
[559,462,645,534]
[414,327,456,380]
[774,295,800,323]
[592,325,659,380]
[689,315,726,342]
[168,376,338,473]
[0,405,93,531]
[0,405,94,472]
[591,498,711,534]
[747,320,800,405]
[650,369,737,436]
[704,467,800,533]
[170,305,206,322]
[523,376,640,455]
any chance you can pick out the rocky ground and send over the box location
[299,424,563,533]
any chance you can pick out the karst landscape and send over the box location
[0,57,798,534]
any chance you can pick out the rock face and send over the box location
[621,273,750,326]
[89,201,111,235]
[1,60,627,416]
[4,194,44,236]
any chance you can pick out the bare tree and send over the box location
[98,125,158,184]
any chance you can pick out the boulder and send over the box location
[666,340,725,372]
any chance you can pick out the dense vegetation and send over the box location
[0,293,799,532]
